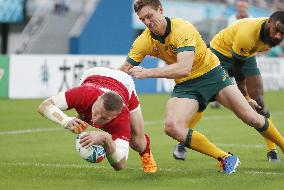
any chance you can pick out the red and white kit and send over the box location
[65,67,140,141]
[52,67,140,160]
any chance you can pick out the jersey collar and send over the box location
[151,17,171,44]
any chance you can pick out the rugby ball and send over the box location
[75,132,106,163]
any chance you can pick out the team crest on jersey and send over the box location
[169,44,177,54]
[240,48,248,55]
[222,69,230,81]
[182,38,189,45]
[249,47,257,54]
[153,46,159,55]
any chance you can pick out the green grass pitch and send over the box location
[1,92,284,190]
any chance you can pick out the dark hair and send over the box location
[101,92,123,112]
[134,0,162,13]
[270,11,284,24]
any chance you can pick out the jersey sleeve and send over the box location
[51,92,68,110]
[127,31,151,66]
[175,24,196,54]
[232,32,255,60]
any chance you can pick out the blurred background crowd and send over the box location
[0,0,283,57]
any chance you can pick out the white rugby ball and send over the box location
[75,132,106,163]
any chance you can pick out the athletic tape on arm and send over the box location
[43,92,73,128]
[42,104,74,128]
[107,139,129,164]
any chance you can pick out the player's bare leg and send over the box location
[173,112,203,160]
[130,108,157,173]
[165,97,240,174]
[216,85,284,153]
[246,75,280,162]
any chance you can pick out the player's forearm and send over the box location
[106,140,127,170]
[100,134,127,170]
[37,98,73,128]
[100,133,116,154]
[145,62,191,79]
[231,56,249,96]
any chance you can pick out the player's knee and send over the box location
[111,158,126,171]
[242,112,261,128]
[112,162,126,171]
[164,119,179,138]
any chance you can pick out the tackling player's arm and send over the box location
[130,51,194,79]
[127,23,195,79]
[231,35,251,97]
[231,54,261,110]
[37,92,87,134]
[118,31,150,75]
[231,34,261,110]
[231,55,248,96]
[118,60,134,74]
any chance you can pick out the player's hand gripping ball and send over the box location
[75,132,106,163]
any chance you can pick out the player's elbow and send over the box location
[178,63,191,78]
[37,102,45,115]
[179,69,190,78]
[111,158,127,171]
[37,98,53,115]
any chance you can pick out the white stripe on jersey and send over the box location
[79,67,135,99]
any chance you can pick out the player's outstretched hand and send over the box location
[65,117,88,134]
[247,98,261,111]
[130,66,148,79]
[79,131,109,148]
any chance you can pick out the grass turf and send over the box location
[1,92,284,190]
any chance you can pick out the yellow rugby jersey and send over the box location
[210,18,271,59]
[127,17,220,83]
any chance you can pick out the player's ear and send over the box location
[267,18,274,24]
[158,5,163,14]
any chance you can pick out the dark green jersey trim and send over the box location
[126,56,140,66]
[177,46,195,53]
[150,17,171,44]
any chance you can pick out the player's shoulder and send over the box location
[234,18,267,40]
[171,18,194,28]
[137,28,152,41]
[170,17,196,34]
[132,28,152,48]
[235,17,268,28]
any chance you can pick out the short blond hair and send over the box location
[134,0,162,13]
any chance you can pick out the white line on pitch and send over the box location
[1,162,284,176]
[216,143,264,148]
[245,171,284,176]
[0,128,63,135]
[0,111,283,135]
